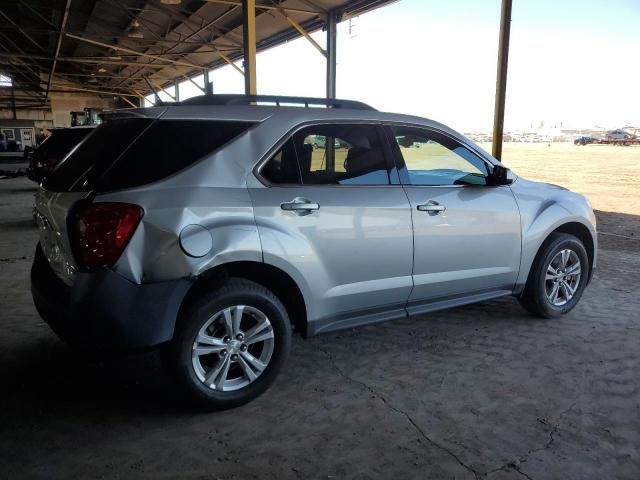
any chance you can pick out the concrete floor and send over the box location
[1,176,638,480]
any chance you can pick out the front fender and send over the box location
[511,178,597,289]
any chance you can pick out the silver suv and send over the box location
[31,95,597,409]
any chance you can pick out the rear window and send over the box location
[44,119,253,192]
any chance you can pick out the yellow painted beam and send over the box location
[273,3,325,56]
[120,95,139,108]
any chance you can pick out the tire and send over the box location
[168,278,292,410]
[519,233,590,318]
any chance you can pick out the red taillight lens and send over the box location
[73,202,144,270]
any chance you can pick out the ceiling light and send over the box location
[98,68,107,73]
[128,21,144,39]
[160,0,182,4]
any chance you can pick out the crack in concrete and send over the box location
[315,342,583,480]
[0,255,31,264]
[486,402,578,480]
[314,343,481,480]
[486,461,535,480]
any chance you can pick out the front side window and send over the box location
[261,124,390,186]
[390,127,489,186]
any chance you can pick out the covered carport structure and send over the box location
[0,0,514,158]
[0,1,394,106]
[2,3,640,479]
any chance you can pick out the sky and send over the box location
[150,0,640,133]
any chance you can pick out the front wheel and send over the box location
[169,278,292,409]
[519,233,590,318]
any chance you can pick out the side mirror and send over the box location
[488,164,513,185]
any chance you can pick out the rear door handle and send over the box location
[417,201,446,215]
[281,198,320,215]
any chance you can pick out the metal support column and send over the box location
[204,69,213,95]
[325,11,337,172]
[326,11,337,99]
[491,0,512,161]
[242,0,257,95]
[174,79,180,102]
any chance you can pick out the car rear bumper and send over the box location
[31,244,192,351]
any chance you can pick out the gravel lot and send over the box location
[1,150,638,479]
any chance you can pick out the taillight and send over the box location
[73,202,144,270]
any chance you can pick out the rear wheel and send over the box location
[519,233,589,318]
[169,278,291,409]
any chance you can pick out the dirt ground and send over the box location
[1,144,639,479]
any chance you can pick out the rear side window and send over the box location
[99,120,253,191]
[44,118,152,192]
[44,119,252,192]
[35,128,92,161]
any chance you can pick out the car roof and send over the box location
[103,95,497,165]
[111,103,460,139]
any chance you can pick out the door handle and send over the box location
[281,198,320,215]
[417,201,446,215]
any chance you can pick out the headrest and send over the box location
[345,133,371,150]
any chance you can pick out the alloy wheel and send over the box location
[545,249,581,307]
[191,305,275,391]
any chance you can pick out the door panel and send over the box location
[249,122,413,334]
[249,186,414,333]
[403,185,521,307]
[384,125,522,310]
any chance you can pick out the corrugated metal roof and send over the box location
[0,0,397,107]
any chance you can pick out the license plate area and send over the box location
[34,208,77,285]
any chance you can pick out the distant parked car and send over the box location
[310,135,348,149]
[574,136,596,146]
[26,127,94,183]
[605,129,634,141]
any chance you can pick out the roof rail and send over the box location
[176,94,376,111]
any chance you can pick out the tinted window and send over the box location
[99,120,253,190]
[390,127,489,186]
[35,128,92,161]
[44,118,152,192]
[261,140,301,185]
[262,124,389,186]
[44,119,252,192]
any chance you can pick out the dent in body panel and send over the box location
[99,186,263,284]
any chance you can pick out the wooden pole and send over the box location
[491,0,513,161]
